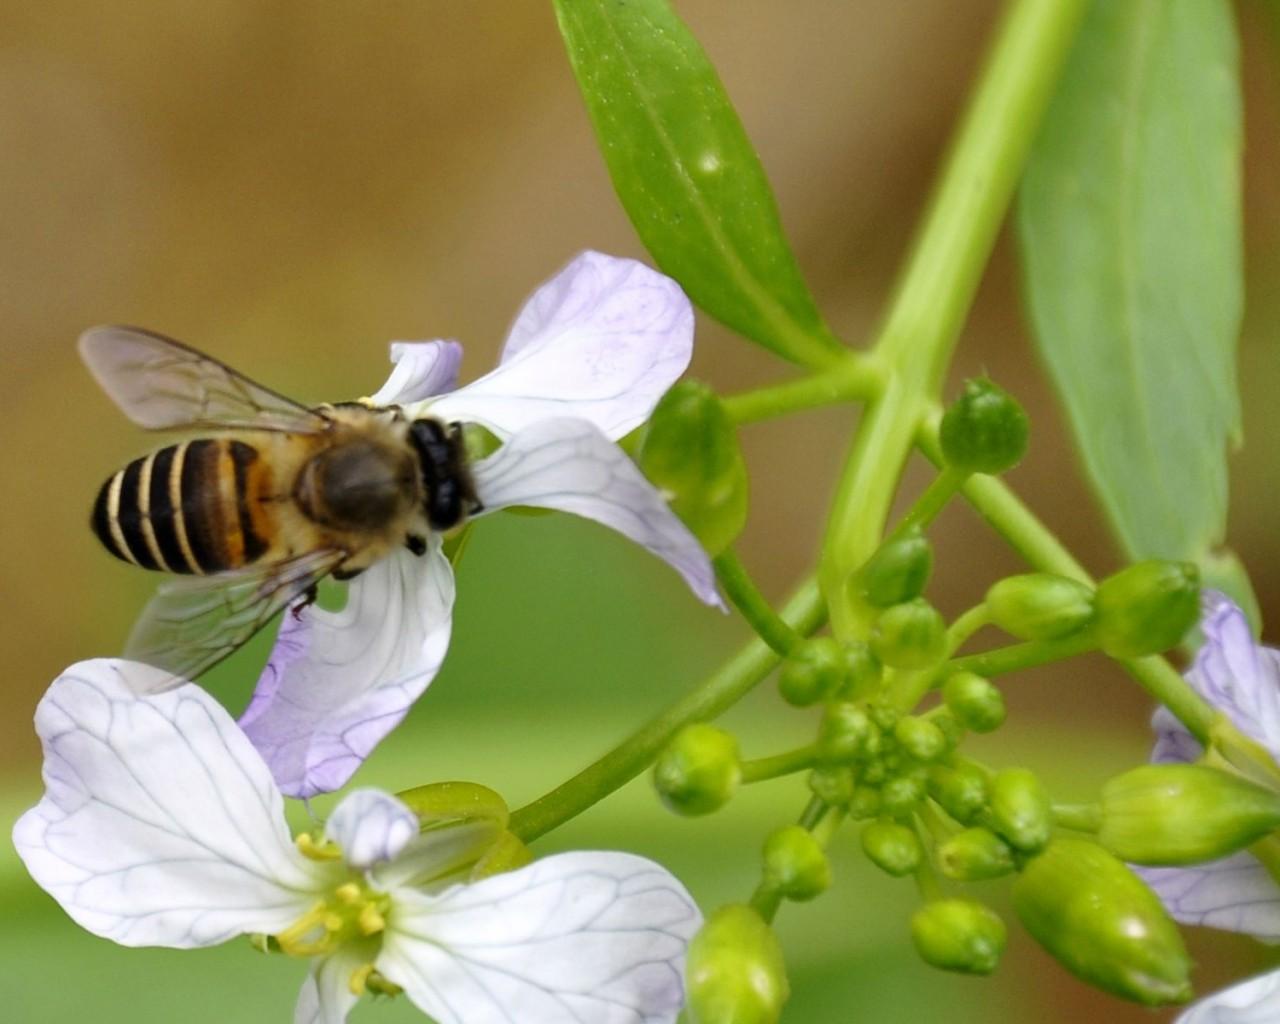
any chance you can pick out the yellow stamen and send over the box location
[334,882,363,905]
[276,902,338,958]
[296,833,343,861]
[348,963,376,996]
[358,904,387,936]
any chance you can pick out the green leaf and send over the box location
[553,0,843,368]
[1017,0,1242,563]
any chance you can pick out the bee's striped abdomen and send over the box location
[91,439,272,574]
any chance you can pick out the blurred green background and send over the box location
[3,1,1280,1021]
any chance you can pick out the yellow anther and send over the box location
[358,903,387,936]
[335,882,363,905]
[296,833,343,861]
[348,963,376,996]
[276,902,336,958]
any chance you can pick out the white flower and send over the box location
[238,251,724,798]
[14,659,703,1024]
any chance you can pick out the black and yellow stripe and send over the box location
[91,439,271,574]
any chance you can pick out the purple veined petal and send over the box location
[469,418,723,609]
[368,341,463,406]
[323,790,418,870]
[428,252,693,441]
[13,660,326,948]
[1187,593,1280,755]
[1176,970,1280,1023]
[1150,706,1205,765]
[240,540,456,800]
[376,852,702,1024]
[1139,854,1280,941]
[294,942,375,1024]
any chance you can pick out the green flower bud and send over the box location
[778,636,845,707]
[870,599,947,669]
[893,715,948,761]
[861,820,922,876]
[817,703,875,764]
[1012,839,1192,1006]
[858,529,933,608]
[881,773,926,817]
[763,825,831,901]
[687,904,789,1024]
[1095,560,1200,658]
[927,762,990,825]
[910,899,1006,975]
[653,724,741,816]
[989,767,1052,853]
[985,573,1095,641]
[869,702,900,733]
[1099,764,1280,866]
[942,673,1006,734]
[395,780,510,830]
[937,827,1016,881]
[840,641,882,699]
[848,785,882,820]
[939,377,1029,475]
[639,380,748,556]
[808,766,855,807]
[469,830,533,880]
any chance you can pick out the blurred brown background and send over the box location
[1,1,1279,1021]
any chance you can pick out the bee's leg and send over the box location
[292,583,320,620]
[333,567,366,582]
[405,534,427,557]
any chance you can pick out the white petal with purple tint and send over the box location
[470,418,721,608]
[323,790,419,870]
[427,252,693,441]
[1177,971,1280,1023]
[241,542,455,799]
[13,661,324,948]
[1186,593,1280,753]
[369,341,463,406]
[1140,853,1280,940]
[377,851,702,1024]
[294,944,370,1024]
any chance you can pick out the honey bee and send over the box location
[82,326,480,683]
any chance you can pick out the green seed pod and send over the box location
[989,767,1052,853]
[870,599,947,669]
[910,899,1007,975]
[840,641,882,699]
[858,529,934,608]
[1095,560,1201,658]
[937,827,1016,881]
[927,762,990,825]
[986,573,1095,641]
[1099,764,1280,866]
[817,703,875,764]
[881,774,926,817]
[939,377,1029,475]
[638,380,748,556]
[778,636,845,707]
[686,904,790,1024]
[1012,839,1192,1006]
[653,724,742,816]
[808,766,855,807]
[861,820,922,876]
[942,673,1006,734]
[762,825,832,901]
[893,715,948,762]
[848,785,882,820]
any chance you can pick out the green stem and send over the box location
[820,0,1090,637]
[741,744,820,784]
[714,551,802,656]
[509,578,826,843]
[722,353,885,425]
[946,632,1097,680]
[887,604,993,710]
[897,467,969,539]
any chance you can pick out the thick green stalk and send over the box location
[722,352,884,425]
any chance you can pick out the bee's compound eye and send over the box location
[314,442,411,530]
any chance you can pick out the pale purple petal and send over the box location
[241,541,455,799]
[470,418,722,608]
[369,341,463,406]
[1139,854,1280,940]
[428,252,693,441]
[13,660,324,948]
[1186,593,1280,753]
[1151,706,1204,765]
[377,852,702,1024]
[1177,971,1280,1023]
[324,790,418,870]
[294,944,372,1024]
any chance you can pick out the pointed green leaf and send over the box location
[1017,0,1242,562]
[553,0,844,368]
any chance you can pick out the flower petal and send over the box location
[427,252,693,440]
[369,341,463,406]
[470,418,722,608]
[13,660,323,948]
[323,790,418,870]
[1176,970,1280,1023]
[377,852,702,1024]
[294,942,376,1024]
[1140,854,1280,940]
[1186,593,1280,753]
[240,542,456,799]
[1151,706,1204,765]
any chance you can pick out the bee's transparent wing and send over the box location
[123,549,347,690]
[79,325,330,433]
